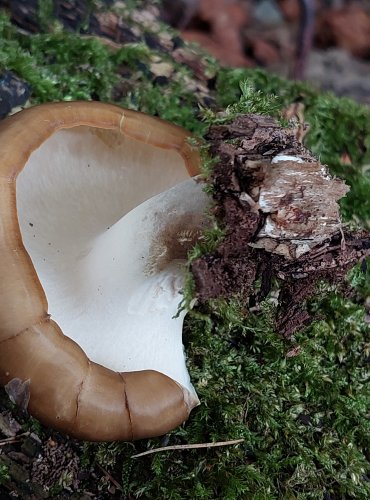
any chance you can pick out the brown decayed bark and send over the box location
[192,114,370,336]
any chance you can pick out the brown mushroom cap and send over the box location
[0,101,201,441]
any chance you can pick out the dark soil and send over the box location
[0,390,108,499]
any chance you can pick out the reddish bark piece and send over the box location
[277,0,301,23]
[182,0,251,67]
[250,38,281,66]
[316,6,370,58]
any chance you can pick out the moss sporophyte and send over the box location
[1,6,370,498]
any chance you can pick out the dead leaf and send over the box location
[5,378,31,414]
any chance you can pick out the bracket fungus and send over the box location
[0,101,209,441]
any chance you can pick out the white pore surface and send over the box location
[16,127,208,394]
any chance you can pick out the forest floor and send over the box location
[0,1,370,499]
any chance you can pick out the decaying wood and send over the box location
[192,114,370,336]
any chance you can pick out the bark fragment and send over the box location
[192,114,370,336]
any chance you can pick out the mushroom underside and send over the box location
[16,126,209,394]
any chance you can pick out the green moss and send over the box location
[37,0,55,32]
[216,68,315,111]
[0,13,116,101]
[202,80,281,124]
[348,258,370,298]
[84,293,370,499]
[120,80,206,134]
[0,464,9,486]
[0,11,207,133]
[112,42,150,69]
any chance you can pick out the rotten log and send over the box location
[192,114,370,336]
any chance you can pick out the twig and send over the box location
[0,438,22,447]
[97,463,123,491]
[292,0,316,80]
[131,438,244,458]
[0,431,30,447]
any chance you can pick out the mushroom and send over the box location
[0,101,209,441]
